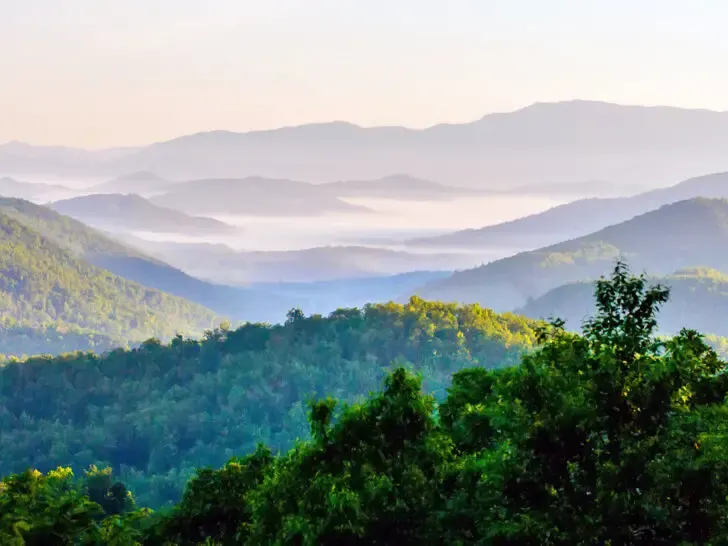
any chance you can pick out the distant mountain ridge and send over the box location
[149,177,372,216]
[409,171,728,249]
[121,237,480,284]
[107,101,728,187]
[413,197,728,311]
[51,193,235,235]
[7,101,728,188]
[319,174,480,201]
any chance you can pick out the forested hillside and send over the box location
[5,263,728,544]
[0,197,291,322]
[417,197,728,310]
[0,208,222,353]
[0,297,539,508]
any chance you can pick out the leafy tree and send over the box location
[4,261,728,544]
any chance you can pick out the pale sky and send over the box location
[3,0,728,148]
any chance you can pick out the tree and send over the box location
[0,467,101,545]
[441,261,728,544]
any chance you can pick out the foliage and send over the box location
[0,466,147,545]
[0,208,221,352]
[5,262,728,543]
[0,297,537,507]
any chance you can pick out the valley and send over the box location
[6,96,728,542]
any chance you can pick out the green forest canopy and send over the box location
[0,206,222,353]
[0,297,537,508]
[5,262,728,543]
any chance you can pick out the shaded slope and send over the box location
[415,198,728,310]
[517,267,728,337]
[0,198,289,322]
[0,210,221,342]
[409,171,728,249]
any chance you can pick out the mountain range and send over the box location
[120,237,479,284]
[7,101,728,188]
[413,197,728,311]
[409,171,728,249]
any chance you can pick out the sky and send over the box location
[3,0,728,148]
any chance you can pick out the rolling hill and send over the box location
[0,198,290,323]
[414,197,728,311]
[51,193,236,235]
[409,171,728,249]
[516,267,728,337]
[150,176,371,216]
[0,209,222,347]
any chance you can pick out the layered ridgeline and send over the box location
[69,101,728,186]
[50,193,236,235]
[90,171,172,196]
[0,197,291,324]
[416,197,728,311]
[0,205,222,356]
[409,171,728,250]
[6,265,728,544]
[150,176,372,216]
[0,297,539,508]
[122,236,473,284]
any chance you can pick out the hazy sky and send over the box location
[3,0,728,148]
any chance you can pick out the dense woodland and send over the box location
[5,263,728,543]
[0,296,537,508]
[0,197,293,327]
[0,209,221,345]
